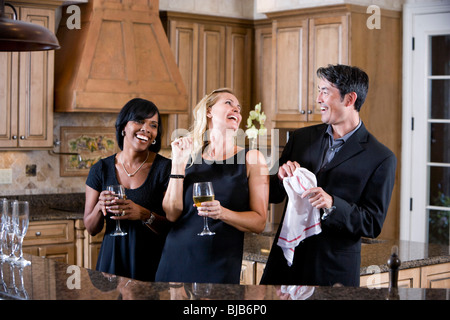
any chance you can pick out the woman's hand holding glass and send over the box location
[106,185,127,236]
[193,182,216,236]
[195,199,222,220]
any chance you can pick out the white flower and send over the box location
[246,102,266,140]
[245,126,258,140]
[258,127,267,136]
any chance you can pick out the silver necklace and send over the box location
[120,152,149,177]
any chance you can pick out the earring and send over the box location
[121,130,125,136]
[152,140,156,145]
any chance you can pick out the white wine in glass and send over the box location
[106,184,127,236]
[193,182,215,236]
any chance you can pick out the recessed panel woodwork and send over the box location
[90,21,126,80]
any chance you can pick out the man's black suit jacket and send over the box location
[260,122,397,286]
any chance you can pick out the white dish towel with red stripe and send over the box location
[277,167,322,266]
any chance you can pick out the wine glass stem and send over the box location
[8,232,16,259]
[116,219,122,232]
[0,230,4,257]
[203,217,209,231]
[17,236,24,259]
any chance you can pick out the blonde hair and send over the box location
[189,88,235,164]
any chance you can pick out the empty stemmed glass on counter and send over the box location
[14,201,31,267]
[3,199,18,263]
[1,199,31,266]
[0,198,7,261]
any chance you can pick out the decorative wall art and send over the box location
[60,126,118,176]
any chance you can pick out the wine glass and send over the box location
[106,184,127,236]
[4,200,18,263]
[0,198,8,261]
[14,201,31,267]
[193,182,215,236]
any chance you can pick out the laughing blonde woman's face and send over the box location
[207,92,242,131]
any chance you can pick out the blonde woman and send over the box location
[155,88,269,284]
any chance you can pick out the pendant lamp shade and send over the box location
[0,1,59,51]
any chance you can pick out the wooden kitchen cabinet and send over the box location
[265,4,402,143]
[240,260,266,285]
[360,262,450,289]
[269,10,348,129]
[74,219,105,269]
[0,4,56,149]
[240,260,255,285]
[420,263,450,288]
[23,220,75,264]
[84,223,105,270]
[253,22,274,134]
[160,12,253,131]
[360,267,421,288]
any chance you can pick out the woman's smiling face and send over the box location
[207,92,242,131]
[123,113,159,151]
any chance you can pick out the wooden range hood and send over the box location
[54,0,187,113]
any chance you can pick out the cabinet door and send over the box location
[308,15,348,121]
[168,19,199,127]
[0,8,19,148]
[22,244,75,264]
[38,244,76,264]
[198,24,226,98]
[360,267,421,288]
[420,263,450,288]
[240,260,255,285]
[17,7,54,148]
[272,19,309,126]
[84,226,105,269]
[25,220,74,246]
[0,51,19,148]
[254,25,273,133]
[225,25,252,122]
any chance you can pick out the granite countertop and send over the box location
[6,193,450,277]
[4,193,85,221]
[243,228,450,276]
[0,254,448,301]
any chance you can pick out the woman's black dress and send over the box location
[155,149,249,284]
[86,153,171,281]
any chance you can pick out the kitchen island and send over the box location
[0,254,448,301]
[4,193,450,289]
[243,232,450,287]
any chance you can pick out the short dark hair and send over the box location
[115,98,163,152]
[316,64,369,111]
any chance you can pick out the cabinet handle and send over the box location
[20,135,25,140]
[35,231,41,236]
[307,110,312,114]
[300,110,306,114]
[12,135,17,140]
